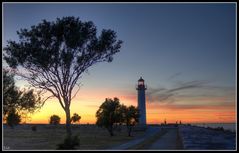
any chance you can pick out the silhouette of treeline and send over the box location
[96,97,139,137]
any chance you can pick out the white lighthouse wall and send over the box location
[138,89,146,125]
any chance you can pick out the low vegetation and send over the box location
[6,109,21,128]
[49,115,61,125]
[3,124,145,150]
[57,135,80,150]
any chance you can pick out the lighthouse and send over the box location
[136,77,147,126]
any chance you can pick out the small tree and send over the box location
[49,115,61,125]
[6,109,21,128]
[3,69,42,122]
[71,113,81,124]
[122,105,139,137]
[96,97,121,136]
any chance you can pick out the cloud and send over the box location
[168,72,182,80]
[168,80,206,92]
[147,80,208,103]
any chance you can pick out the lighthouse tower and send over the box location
[136,77,147,126]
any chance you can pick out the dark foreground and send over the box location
[3,124,236,150]
[3,124,145,150]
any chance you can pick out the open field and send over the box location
[3,124,236,150]
[3,124,145,150]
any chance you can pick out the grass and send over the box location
[3,124,145,150]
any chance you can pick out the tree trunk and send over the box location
[127,125,132,137]
[65,107,72,136]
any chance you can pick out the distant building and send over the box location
[136,77,147,126]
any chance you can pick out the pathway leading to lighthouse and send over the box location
[147,127,183,150]
[109,126,161,150]
[109,126,183,150]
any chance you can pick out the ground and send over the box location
[179,125,236,150]
[3,124,236,150]
[112,125,183,150]
[3,124,145,150]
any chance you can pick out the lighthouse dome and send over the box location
[138,77,144,82]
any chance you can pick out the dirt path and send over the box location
[109,126,161,150]
[148,127,183,150]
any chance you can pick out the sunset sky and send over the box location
[3,3,236,124]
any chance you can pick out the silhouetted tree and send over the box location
[31,125,37,131]
[3,69,42,122]
[116,104,127,132]
[3,69,20,117]
[6,109,21,128]
[96,98,121,136]
[49,115,61,125]
[122,105,139,136]
[4,16,122,137]
[71,113,81,124]
[164,119,167,125]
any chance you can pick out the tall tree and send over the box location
[4,16,122,136]
[96,98,121,136]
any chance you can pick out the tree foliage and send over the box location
[122,105,140,136]
[4,16,122,136]
[96,97,122,136]
[6,109,21,128]
[49,115,61,125]
[96,97,139,136]
[3,69,21,116]
[70,113,81,124]
[3,69,42,121]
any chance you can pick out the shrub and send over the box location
[49,115,61,125]
[71,113,81,124]
[6,110,21,128]
[31,125,37,131]
[57,135,80,150]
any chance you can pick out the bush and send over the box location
[6,110,21,128]
[57,135,80,150]
[49,115,61,125]
[215,127,224,131]
[31,125,37,131]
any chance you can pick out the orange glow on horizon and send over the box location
[23,89,236,125]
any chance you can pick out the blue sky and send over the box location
[3,3,236,123]
[3,3,236,89]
